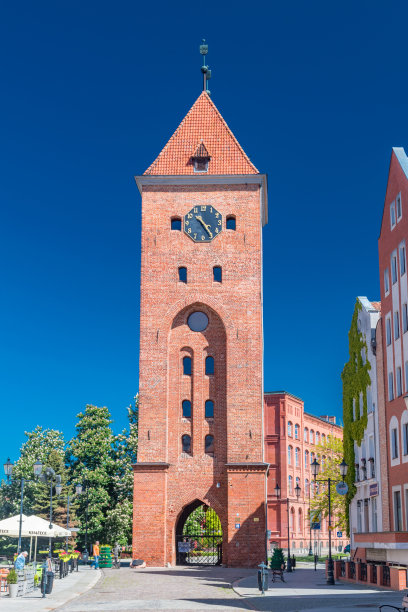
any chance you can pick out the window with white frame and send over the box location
[295,447,299,467]
[403,304,408,334]
[389,372,394,401]
[295,424,299,439]
[305,449,309,467]
[392,252,398,283]
[288,445,292,465]
[359,392,364,417]
[316,431,320,444]
[371,497,377,532]
[405,361,408,390]
[403,421,408,456]
[400,243,406,275]
[397,193,402,220]
[304,427,308,442]
[357,501,362,532]
[391,201,396,229]
[288,475,293,495]
[392,427,399,459]
[394,490,402,531]
[386,316,392,346]
[397,367,402,397]
[384,268,390,294]
[394,311,400,340]
[310,430,314,444]
[288,421,292,437]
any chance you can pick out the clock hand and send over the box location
[196,215,213,238]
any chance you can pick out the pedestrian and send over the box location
[14,551,28,570]
[93,541,100,570]
[112,542,120,566]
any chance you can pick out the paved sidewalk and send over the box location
[0,566,101,611]
[234,567,406,612]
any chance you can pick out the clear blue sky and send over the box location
[1,0,406,459]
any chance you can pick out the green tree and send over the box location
[105,395,138,545]
[67,405,115,548]
[270,547,285,569]
[310,436,347,531]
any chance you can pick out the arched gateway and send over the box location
[132,88,269,567]
[176,501,223,566]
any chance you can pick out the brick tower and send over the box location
[133,91,269,567]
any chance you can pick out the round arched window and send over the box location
[188,312,209,332]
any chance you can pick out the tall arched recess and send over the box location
[175,500,223,565]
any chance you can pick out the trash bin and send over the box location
[41,571,54,595]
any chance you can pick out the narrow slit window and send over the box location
[205,356,214,375]
[226,216,236,230]
[205,399,214,418]
[182,400,191,418]
[213,266,222,283]
[205,435,214,456]
[171,217,181,231]
[183,356,192,375]
[182,434,191,454]
[178,267,187,283]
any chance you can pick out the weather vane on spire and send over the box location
[200,39,211,95]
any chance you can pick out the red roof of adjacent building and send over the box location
[371,301,381,311]
[144,92,258,176]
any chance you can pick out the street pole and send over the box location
[308,484,313,556]
[66,494,70,553]
[327,478,334,585]
[49,481,53,562]
[18,478,25,554]
[84,487,89,556]
[286,498,292,572]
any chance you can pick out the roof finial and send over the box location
[200,39,211,96]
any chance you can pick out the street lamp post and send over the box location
[311,457,348,585]
[56,483,82,552]
[39,468,61,564]
[274,482,301,573]
[3,458,43,554]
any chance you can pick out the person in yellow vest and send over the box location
[93,541,100,569]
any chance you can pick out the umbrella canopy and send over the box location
[0,514,70,538]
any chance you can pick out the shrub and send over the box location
[7,570,18,584]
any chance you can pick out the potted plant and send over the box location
[7,569,18,598]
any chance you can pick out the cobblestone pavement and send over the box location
[58,566,257,611]
[57,565,407,612]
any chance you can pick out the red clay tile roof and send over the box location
[144,92,258,175]
[371,301,381,311]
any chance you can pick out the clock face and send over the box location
[184,205,222,242]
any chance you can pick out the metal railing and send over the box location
[340,560,345,577]
[382,565,390,586]
[349,561,356,579]
[372,564,377,583]
[359,563,367,581]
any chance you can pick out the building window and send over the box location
[316,432,320,444]
[392,253,398,284]
[405,362,408,391]
[400,244,406,275]
[305,450,309,467]
[403,422,408,456]
[213,266,222,283]
[394,490,402,531]
[384,268,390,294]
[298,508,302,532]
[288,475,293,495]
[389,373,394,401]
[394,311,400,340]
[183,356,192,375]
[321,433,326,444]
[171,217,182,231]
[205,399,214,418]
[392,427,399,459]
[386,317,392,346]
[357,501,362,532]
[397,193,402,220]
[295,424,299,439]
[305,478,309,496]
[310,430,314,444]
[205,435,214,456]
[226,215,236,230]
[288,445,292,465]
[390,201,396,229]
[288,421,292,437]
[182,434,191,454]
[182,400,192,418]
[397,367,402,397]
[304,427,308,442]
[178,266,187,283]
[205,356,214,375]
[295,447,299,467]
[403,305,408,334]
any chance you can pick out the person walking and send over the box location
[112,542,120,567]
[93,541,100,570]
[14,551,28,570]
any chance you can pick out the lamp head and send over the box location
[274,483,281,499]
[55,484,62,496]
[339,459,348,479]
[3,458,13,478]
[75,483,83,495]
[295,483,301,499]
[311,458,320,478]
[33,460,43,477]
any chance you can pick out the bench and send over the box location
[379,595,408,612]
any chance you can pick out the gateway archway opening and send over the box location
[175,500,222,566]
